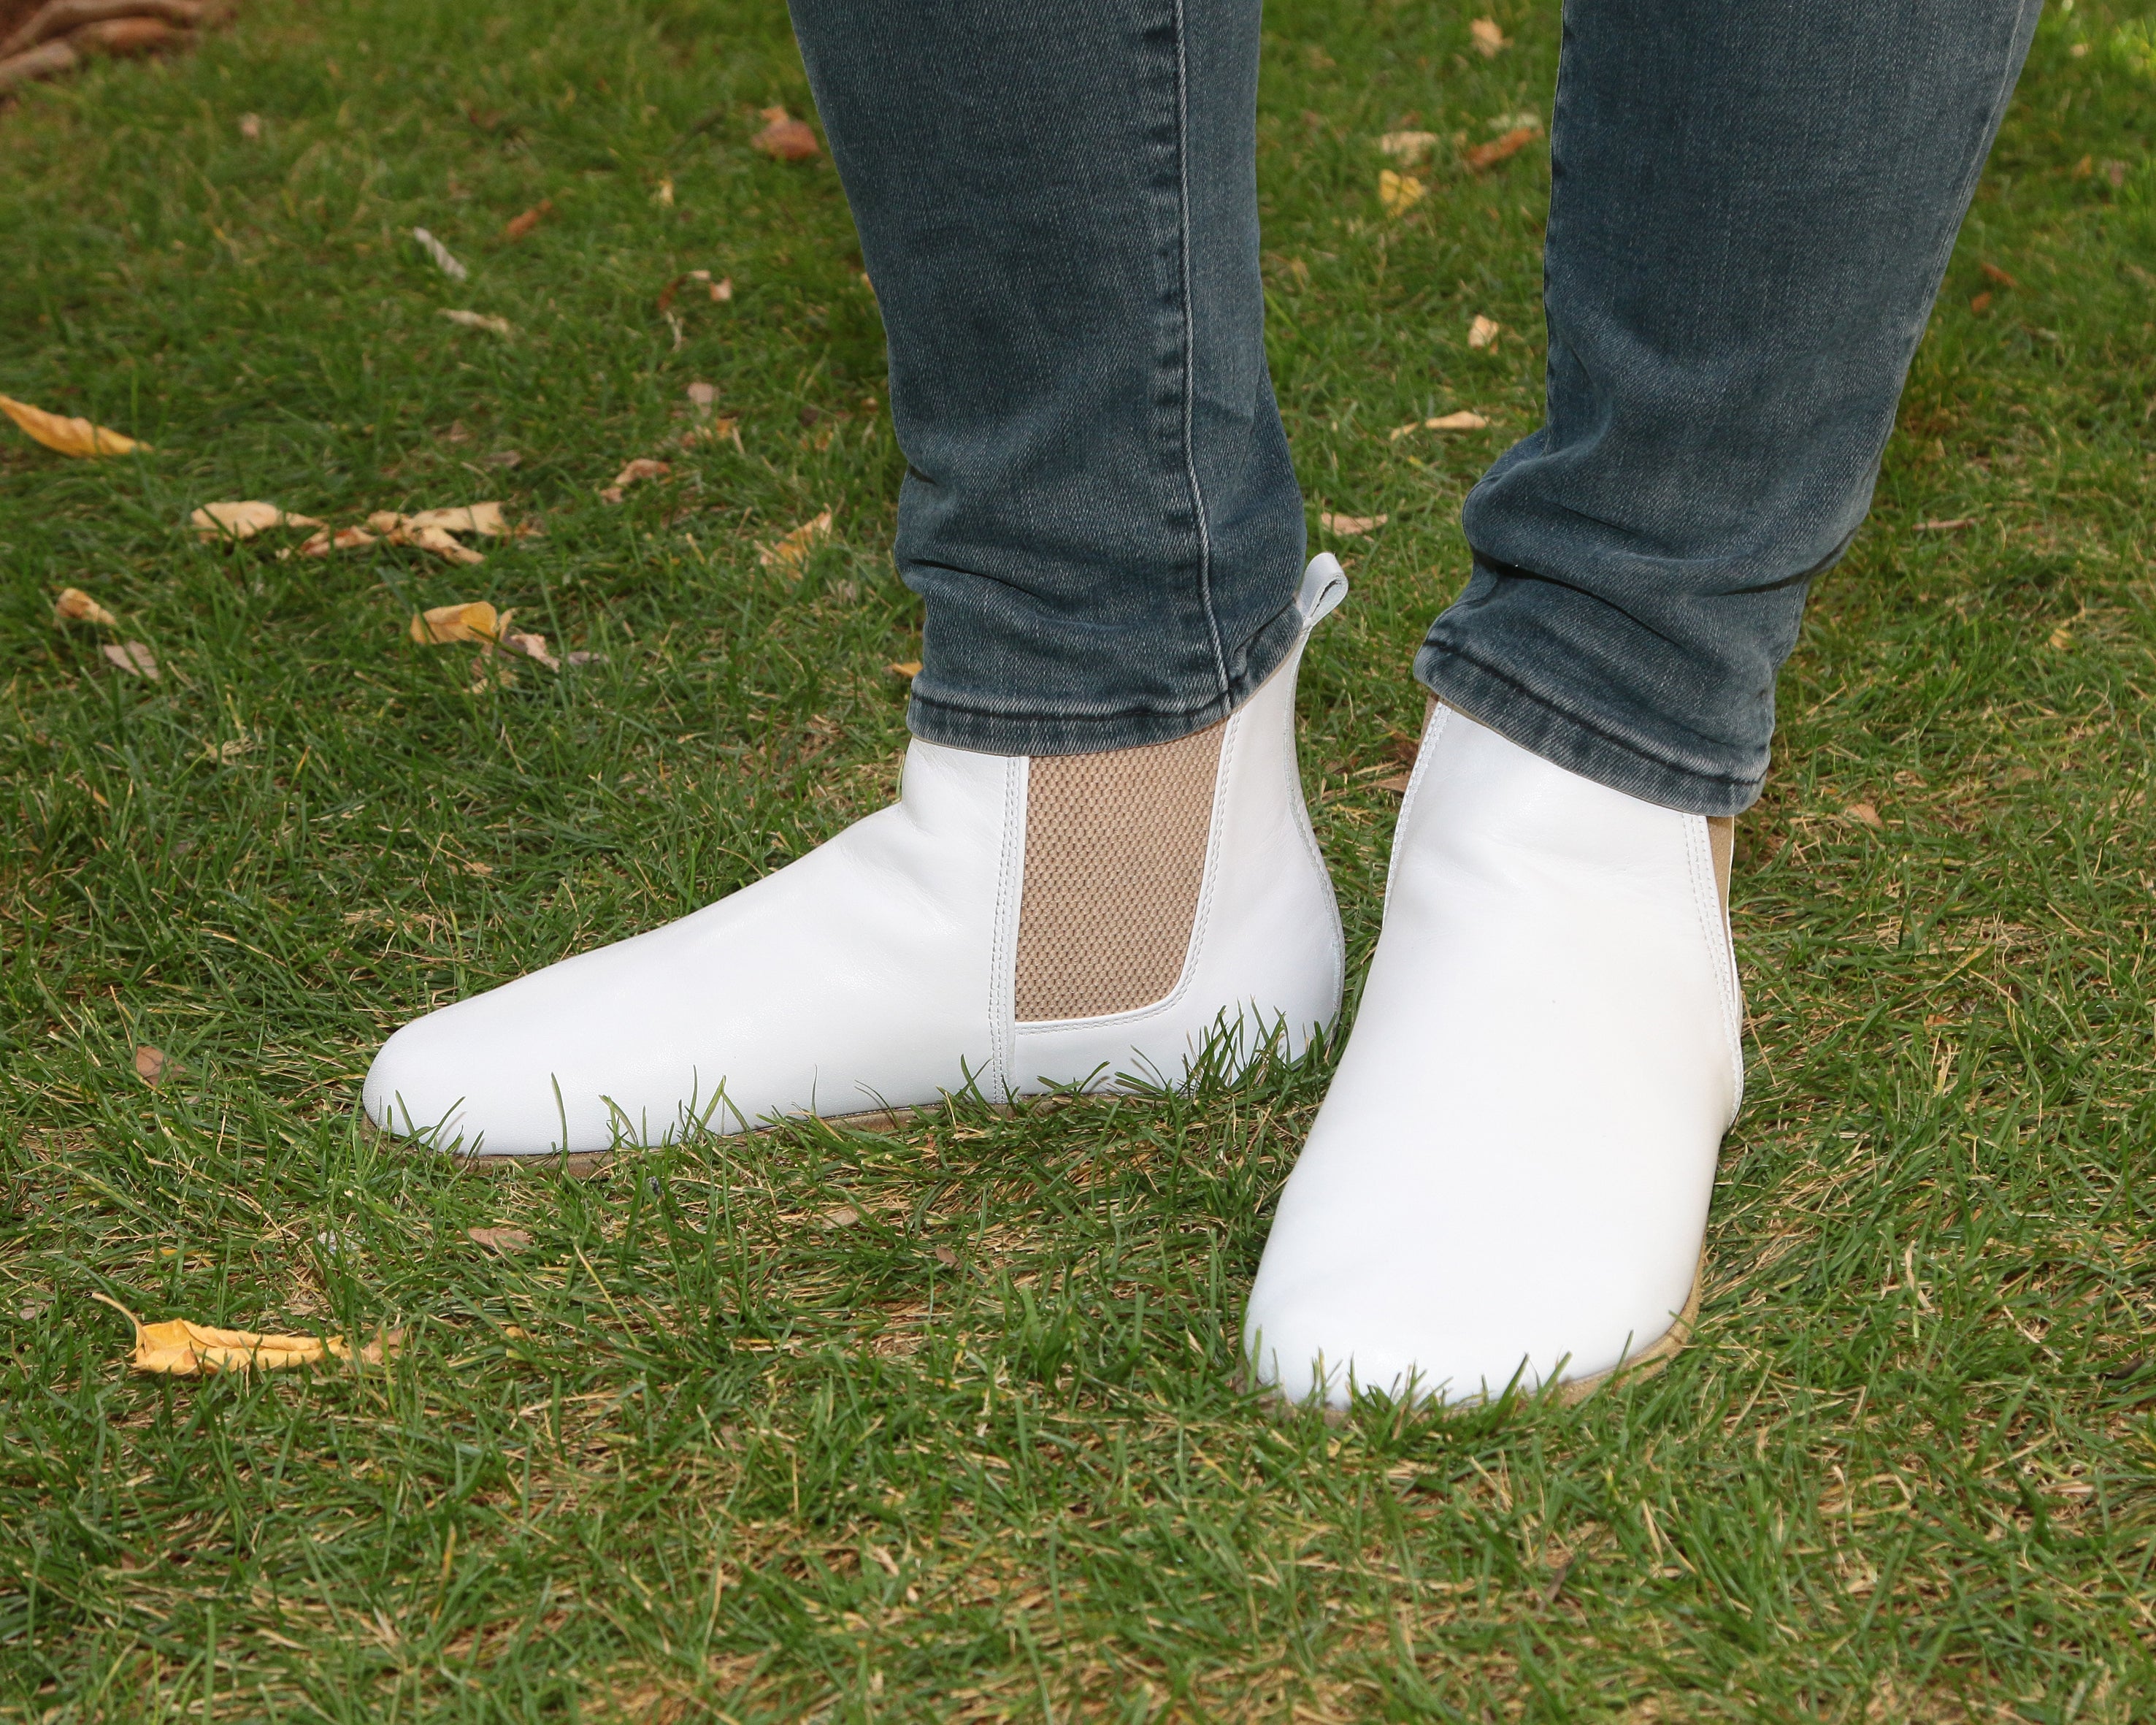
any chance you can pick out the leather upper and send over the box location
[362,558,1349,1155]
[1243,703,1742,1407]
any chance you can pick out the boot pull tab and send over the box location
[1295,554,1349,632]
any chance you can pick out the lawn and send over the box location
[4,0,2156,1718]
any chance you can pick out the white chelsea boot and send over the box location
[362,556,1349,1162]
[1243,700,1743,1410]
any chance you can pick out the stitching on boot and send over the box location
[1014,722,1224,1022]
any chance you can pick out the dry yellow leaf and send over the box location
[467,1225,534,1252]
[404,502,508,537]
[759,509,835,576]
[92,1293,402,1376]
[103,642,159,680]
[54,587,118,627]
[191,501,326,540]
[0,394,149,457]
[410,602,500,646]
[1378,169,1426,216]
[2049,625,2073,651]
[680,417,743,451]
[1389,410,1490,440]
[440,309,513,337]
[301,524,379,556]
[502,629,561,671]
[1845,803,1884,830]
[1378,130,1438,165]
[599,457,671,504]
[889,660,922,678]
[1320,512,1388,536]
[1468,315,1502,349]
[369,512,489,565]
[1470,17,1508,56]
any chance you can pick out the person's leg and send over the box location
[793,0,1305,754]
[1246,0,2044,1410]
[1425,0,2045,816]
[363,1,1346,1160]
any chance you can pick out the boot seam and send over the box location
[987,756,1027,1100]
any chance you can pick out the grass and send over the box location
[3,0,2155,1717]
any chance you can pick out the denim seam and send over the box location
[1421,641,1760,798]
[1171,0,1230,700]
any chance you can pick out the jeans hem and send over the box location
[910,599,1304,757]
[1413,643,1764,817]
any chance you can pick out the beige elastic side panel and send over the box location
[1013,721,1225,1022]
[1706,815,1734,908]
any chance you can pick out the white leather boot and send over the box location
[362,556,1349,1163]
[1243,701,1742,1410]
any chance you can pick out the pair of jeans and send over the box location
[789,0,2043,815]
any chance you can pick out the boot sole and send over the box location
[1250,1259,1704,1423]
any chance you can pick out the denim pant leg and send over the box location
[788,0,1305,757]
[1419,0,2044,816]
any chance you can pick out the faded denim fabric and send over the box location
[1420,0,2045,812]
[791,0,2040,806]
[791,0,1307,756]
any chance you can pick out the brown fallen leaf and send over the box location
[1470,17,1508,55]
[410,601,500,646]
[819,1206,862,1229]
[1375,773,1413,794]
[54,586,118,627]
[502,199,553,241]
[2049,624,2073,651]
[0,393,149,457]
[1979,261,2019,289]
[404,502,508,537]
[1465,126,1539,172]
[1390,410,1489,440]
[501,629,561,671]
[1845,803,1883,829]
[300,524,378,556]
[707,273,733,302]
[759,508,835,576]
[134,1044,183,1085]
[889,660,922,678]
[1914,517,1975,532]
[1378,129,1438,165]
[1969,291,1993,315]
[1377,169,1425,216]
[753,106,821,161]
[681,416,743,451]
[190,501,325,540]
[102,642,158,679]
[1468,315,1502,350]
[238,112,261,141]
[368,512,489,565]
[74,17,182,56]
[467,1225,534,1253]
[1320,511,1388,536]
[440,309,513,336]
[599,457,671,504]
[932,1244,959,1269]
[91,1292,403,1375]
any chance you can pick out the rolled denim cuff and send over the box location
[908,597,1306,758]
[1414,638,1765,818]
